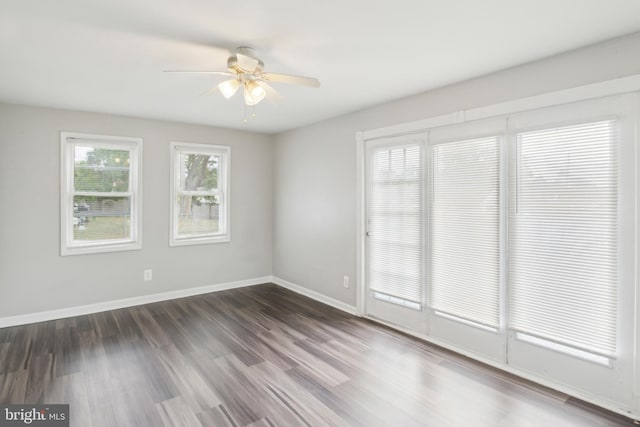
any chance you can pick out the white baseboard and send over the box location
[0,276,272,328]
[0,275,357,328]
[271,276,358,315]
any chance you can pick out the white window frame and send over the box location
[60,132,143,256]
[425,119,507,361]
[169,142,230,246]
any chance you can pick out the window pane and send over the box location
[176,194,219,236]
[509,120,617,356]
[170,143,229,247]
[177,153,219,192]
[368,144,423,304]
[73,195,131,241]
[430,136,500,328]
[74,145,130,192]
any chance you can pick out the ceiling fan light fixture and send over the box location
[218,78,241,99]
[167,46,319,120]
[243,81,266,106]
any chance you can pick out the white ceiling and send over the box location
[2,1,640,134]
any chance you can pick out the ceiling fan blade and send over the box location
[262,72,320,88]
[236,53,259,72]
[164,70,234,76]
[255,81,283,104]
[199,86,220,96]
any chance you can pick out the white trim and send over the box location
[355,131,366,316]
[271,276,358,315]
[0,276,271,328]
[169,141,231,247]
[361,74,640,140]
[363,111,464,140]
[634,92,640,418]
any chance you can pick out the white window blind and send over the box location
[60,132,142,256]
[368,144,423,305]
[429,136,501,329]
[71,143,133,242]
[509,120,618,357]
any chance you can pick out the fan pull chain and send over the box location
[242,104,257,123]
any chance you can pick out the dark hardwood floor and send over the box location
[0,283,635,426]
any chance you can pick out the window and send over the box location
[509,120,618,360]
[367,142,424,308]
[170,142,230,246]
[60,132,142,256]
[360,92,636,409]
[429,136,501,331]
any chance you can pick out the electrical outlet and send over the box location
[343,275,349,288]
[144,269,152,281]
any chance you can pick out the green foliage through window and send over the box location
[74,147,130,192]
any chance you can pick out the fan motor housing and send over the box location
[227,56,264,74]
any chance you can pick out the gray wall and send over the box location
[272,32,640,306]
[4,32,640,318]
[0,104,273,317]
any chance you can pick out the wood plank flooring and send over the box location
[0,283,635,426]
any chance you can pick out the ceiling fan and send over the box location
[165,47,320,108]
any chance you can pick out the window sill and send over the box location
[61,240,142,256]
[169,235,230,247]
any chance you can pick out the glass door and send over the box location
[365,134,426,332]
